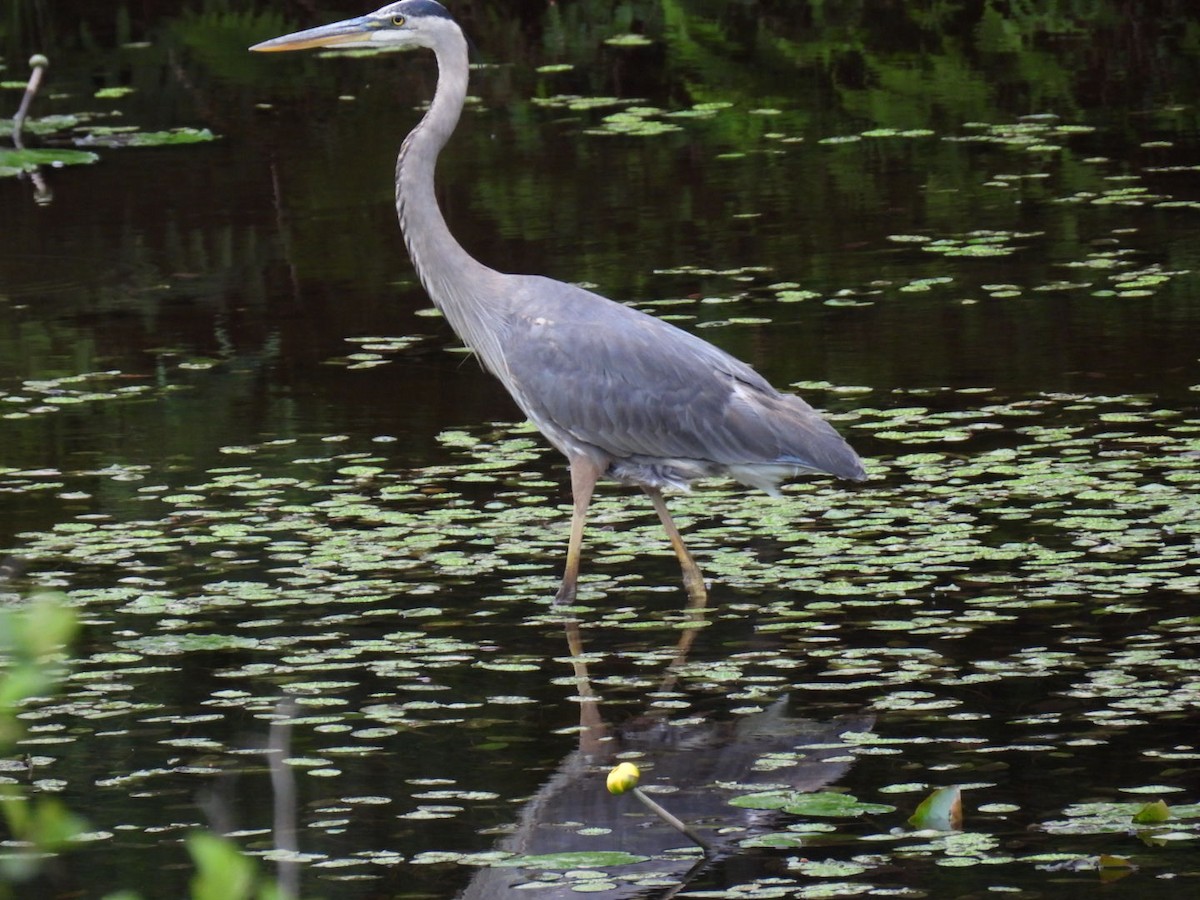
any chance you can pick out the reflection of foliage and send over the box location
[7,0,1196,297]
[171,7,292,85]
[440,0,1200,314]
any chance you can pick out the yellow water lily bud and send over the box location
[606,762,641,795]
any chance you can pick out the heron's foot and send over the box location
[682,572,708,608]
[553,580,577,606]
[677,555,709,609]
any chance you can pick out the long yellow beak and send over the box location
[250,16,376,53]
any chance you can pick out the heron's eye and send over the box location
[392,15,406,26]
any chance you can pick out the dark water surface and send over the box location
[2,2,1199,898]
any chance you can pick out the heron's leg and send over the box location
[643,487,708,605]
[555,458,603,604]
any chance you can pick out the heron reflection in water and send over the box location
[252,1,866,605]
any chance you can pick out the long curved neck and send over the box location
[397,29,502,352]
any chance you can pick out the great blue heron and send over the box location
[251,0,866,605]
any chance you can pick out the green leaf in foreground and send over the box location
[0,593,80,716]
[188,832,281,900]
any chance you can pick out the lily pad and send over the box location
[75,127,217,148]
[0,147,99,176]
[494,851,650,869]
[730,791,894,818]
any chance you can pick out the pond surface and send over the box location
[2,2,1199,898]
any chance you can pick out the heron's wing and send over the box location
[498,277,863,480]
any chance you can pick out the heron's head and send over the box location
[250,0,455,54]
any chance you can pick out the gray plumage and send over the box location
[475,275,865,490]
[252,0,866,604]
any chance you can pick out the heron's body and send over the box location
[253,0,866,603]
